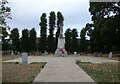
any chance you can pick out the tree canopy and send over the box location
[10,28,20,52]
[85,1,120,52]
[39,13,47,53]
[48,11,56,53]
[71,29,79,53]
[29,28,37,51]
[79,27,87,52]
[21,29,29,52]
[65,28,72,53]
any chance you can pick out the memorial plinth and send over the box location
[54,36,67,56]
[54,24,68,56]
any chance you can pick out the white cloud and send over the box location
[7,0,91,37]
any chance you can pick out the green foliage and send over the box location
[1,0,11,51]
[65,28,79,53]
[10,28,37,52]
[2,27,8,39]
[0,0,11,25]
[48,11,56,53]
[89,2,119,22]
[65,28,72,53]
[88,1,120,52]
[2,27,10,51]
[80,27,88,52]
[2,38,11,51]
[2,27,9,49]
[21,29,29,52]
[10,28,20,52]
[29,28,37,51]
[71,29,79,53]
[49,11,56,36]
[39,13,47,53]
[0,0,11,34]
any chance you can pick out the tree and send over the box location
[29,28,37,51]
[0,0,11,29]
[80,28,87,52]
[55,12,64,49]
[21,29,29,52]
[39,13,47,53]
[2,27,8,40]
[48,11,56,53]
[2,27,10,51]
[89,2,120,22]
[93,18,117,52]
[71,29,78,53]
[1,0,11,51]
[85,23,94,52]
[0,0,11,36]
[10,28,20,52]
[114,15,120,51]
[65,28,72,53]
[88,1,120,52]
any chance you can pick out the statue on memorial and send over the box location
[59,24,63,37]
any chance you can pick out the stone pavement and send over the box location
[33,57,95,82]
[4,55,118,82]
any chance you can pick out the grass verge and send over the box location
[2,62,46,83]
[2,55,21,61]
[76,60,120,83]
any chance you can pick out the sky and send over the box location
[7,0,92,37]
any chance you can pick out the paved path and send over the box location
[4,55,118,82]
[33,57,95,82]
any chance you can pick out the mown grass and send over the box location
[2,55,21,61]
[76,61,120,84]
[2,62,46,83]
[95,54,120,61]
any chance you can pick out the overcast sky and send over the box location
[7,0,92,37]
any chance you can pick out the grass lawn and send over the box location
[79,54,120,61]
[2,62,46,83]
[104,57,120,61]
[2,55,21,61]
[76,61,120,83]
[99,54,120,61]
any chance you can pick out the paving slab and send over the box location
[33,57,95,82]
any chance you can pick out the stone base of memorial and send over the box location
[54,36,68,57]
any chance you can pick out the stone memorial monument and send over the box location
[54,24,68,56]
[22,52,28,64]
